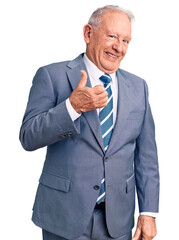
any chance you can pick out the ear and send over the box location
[83,24,93,44]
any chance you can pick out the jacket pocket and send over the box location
[39,172,71,192]
[126,174,136,193]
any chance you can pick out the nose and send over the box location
[112,39,123,53]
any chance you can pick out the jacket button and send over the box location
[93,185,100,190]
[104,157,108,162]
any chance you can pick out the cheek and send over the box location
[98,39,111,49]
[123,46,128,55]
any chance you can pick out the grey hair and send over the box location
[88,5,135,29]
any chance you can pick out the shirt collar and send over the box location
[83,53,116,83]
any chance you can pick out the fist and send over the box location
[132,215,157,240]
[69,70,108,114]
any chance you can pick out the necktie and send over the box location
[97,73,113,204]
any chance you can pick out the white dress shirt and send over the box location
[65,53,157,218]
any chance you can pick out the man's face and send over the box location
[84,11,132,74]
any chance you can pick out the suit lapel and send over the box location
[66,54,105,153]
[106,69,130,155]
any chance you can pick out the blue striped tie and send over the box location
[97,73,113,204]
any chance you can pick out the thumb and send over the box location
[132,227,141,240]
[77,70,88,88]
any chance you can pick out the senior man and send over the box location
[20,5,159,240]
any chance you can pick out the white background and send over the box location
[1,0,179,239]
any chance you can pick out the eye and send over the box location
[109,35,116,39]
[123,39,129,44]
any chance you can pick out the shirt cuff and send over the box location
[66,98,81,122]
[140,212,158,218]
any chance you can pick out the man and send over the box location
[20,5,159,240]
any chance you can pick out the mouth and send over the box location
[105,52,118,59]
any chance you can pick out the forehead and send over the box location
[99,11,131,35]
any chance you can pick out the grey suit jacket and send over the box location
[19,53,159,239]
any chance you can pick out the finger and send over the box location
[83,92,108,106]
[132,227,141,240]
[77,70,88,88]
[93,84,106,94]
[141,236,147,240]
[82,96,108,110]
[79,89,108,106]
[94,90,108,102]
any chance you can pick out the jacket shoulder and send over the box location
[41,53,84,72]
[119,68,145,84]
[42,60,70,72]
[33,60,71,84]
[36,53,84,76]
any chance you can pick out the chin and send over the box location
[102,68,117,74]
[106,70,117,74]
[103,65,119,74]
[102,62,121,73]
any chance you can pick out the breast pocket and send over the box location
[127,111,145,120]
[125,111,145,140]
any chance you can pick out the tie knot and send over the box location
[99,74,112,86]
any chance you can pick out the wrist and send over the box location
[140,212,157,218]
[66,98,81,121]
[69,96,82,114]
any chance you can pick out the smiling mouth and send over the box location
[105,52,118,58]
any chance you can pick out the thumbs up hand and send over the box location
[69,70,108,114]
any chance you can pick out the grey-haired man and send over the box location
[20,5,159,240]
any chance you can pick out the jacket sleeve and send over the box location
[19,66,80,151]
[134,80,160,213]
